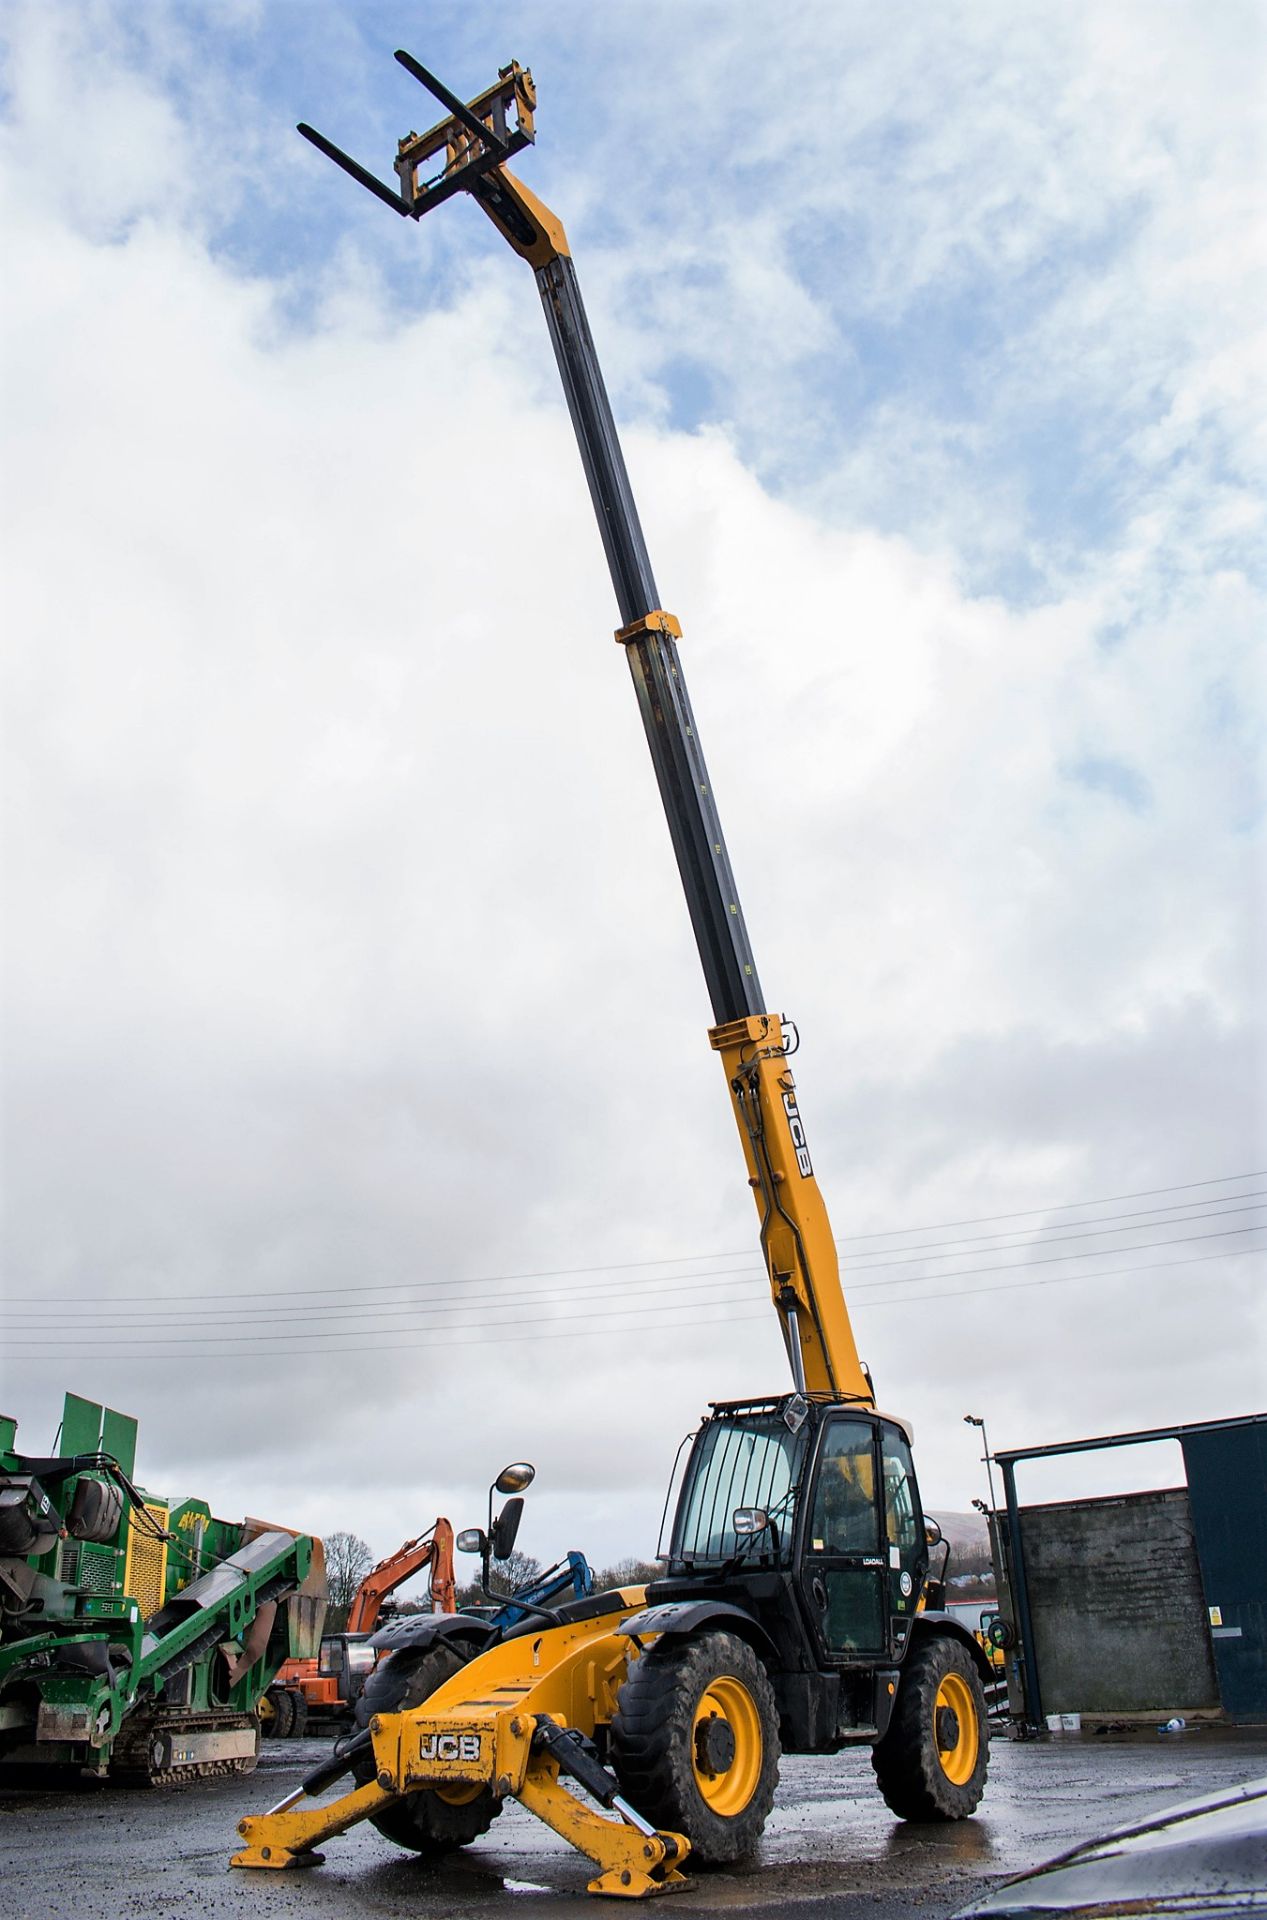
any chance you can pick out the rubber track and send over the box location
[111,1710,259,1788]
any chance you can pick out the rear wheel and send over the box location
[287,1690,309,1739]
[871,1635,989,1821]
[266,1687,294,1739]
[610,1630,779,1865]
[352,1642,499,1854]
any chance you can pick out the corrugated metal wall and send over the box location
[1182,1424,1267,1721]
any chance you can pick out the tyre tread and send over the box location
[352,1641,500,1853]
[871,1634,989,1822]
[611,1630,780,1865]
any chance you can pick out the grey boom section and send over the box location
[532,251,765,1024]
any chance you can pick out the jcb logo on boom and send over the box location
[782,1090,813,1178]
[419,1732,482,1765]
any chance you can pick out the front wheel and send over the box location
[871,1634,989,1821]
[610,1630,780,1865]
[352,1642,500,1854]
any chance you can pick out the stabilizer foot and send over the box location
[588,1864,688,1897]
[230,1843,325,1870]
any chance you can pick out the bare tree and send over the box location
[455,1548,544,1610]
[488,1549,542,1598]
[593,1557,659,1592]
[323,1530,373,1631]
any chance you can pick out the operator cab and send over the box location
[317,1633,378,1697]
[658,1395,930,1670]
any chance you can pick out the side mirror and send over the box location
[490,1496,524,1562]
[456,1528,486,1555]
[494,1462,535,1495]
[924,1516,944,1546]
[733,1507,769,1536]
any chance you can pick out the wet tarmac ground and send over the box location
[3,1726,1265,1920]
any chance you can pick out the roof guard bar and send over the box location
[296,56,535,223]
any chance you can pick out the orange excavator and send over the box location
[262,1522,455,1737]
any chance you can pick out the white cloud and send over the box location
[0,3,1262,1567]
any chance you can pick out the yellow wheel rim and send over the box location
[934,1671,980,1786]
[691,1675,763,1817]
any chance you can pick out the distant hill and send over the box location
[927,1509,990,1556]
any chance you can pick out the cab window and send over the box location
[881,1429,921,1551]
[808,1420,878,1555]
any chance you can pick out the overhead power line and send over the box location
[14,1242,1264,1362]
[3,1172,1262,1311]
[834,1168,1266,1241]
[844,1197,1265,1272]
[6,1240,1262,1355]
[3,1212,1264,1332]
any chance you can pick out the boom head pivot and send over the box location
[298,56,536,223]
[394,58,534,213]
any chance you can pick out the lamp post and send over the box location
[964,1413,998,1513]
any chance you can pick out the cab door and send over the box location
[799,1415,888,1660]
[879,1422,929,1660]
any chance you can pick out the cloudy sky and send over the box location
[1,2,1263,1579]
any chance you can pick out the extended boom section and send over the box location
[478,129,870,1407]
[300,54,870,1401]
[711,1014,870,1401]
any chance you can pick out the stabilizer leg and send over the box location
[232,1776,395,1870]
[518,1758,688,1898]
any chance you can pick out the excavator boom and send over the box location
[346,1521,456,1634]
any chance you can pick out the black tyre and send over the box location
[267,1686,294,1739]
[287,1690,309,1739]
[352,1642,499,1854]
[610,1630,779,1865]
[871,1634,989,1821]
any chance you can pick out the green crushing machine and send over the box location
[0,1391,325,1784]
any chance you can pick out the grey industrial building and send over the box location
[989,1413,1266,1728]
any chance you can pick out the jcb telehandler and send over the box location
[233,56,990,1898]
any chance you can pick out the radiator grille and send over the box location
[122,1504,169,1617]
[79,1545,117,1595]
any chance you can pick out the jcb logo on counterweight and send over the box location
[782,1090,813,1178]
[419,1733,482,1764]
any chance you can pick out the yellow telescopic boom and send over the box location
[298,61,874,1405]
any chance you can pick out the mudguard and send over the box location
[614,1598,779,1662]
[909,1610,994,1684]
[368,1611,497,1654]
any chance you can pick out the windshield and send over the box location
[671,1413,808,1564]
